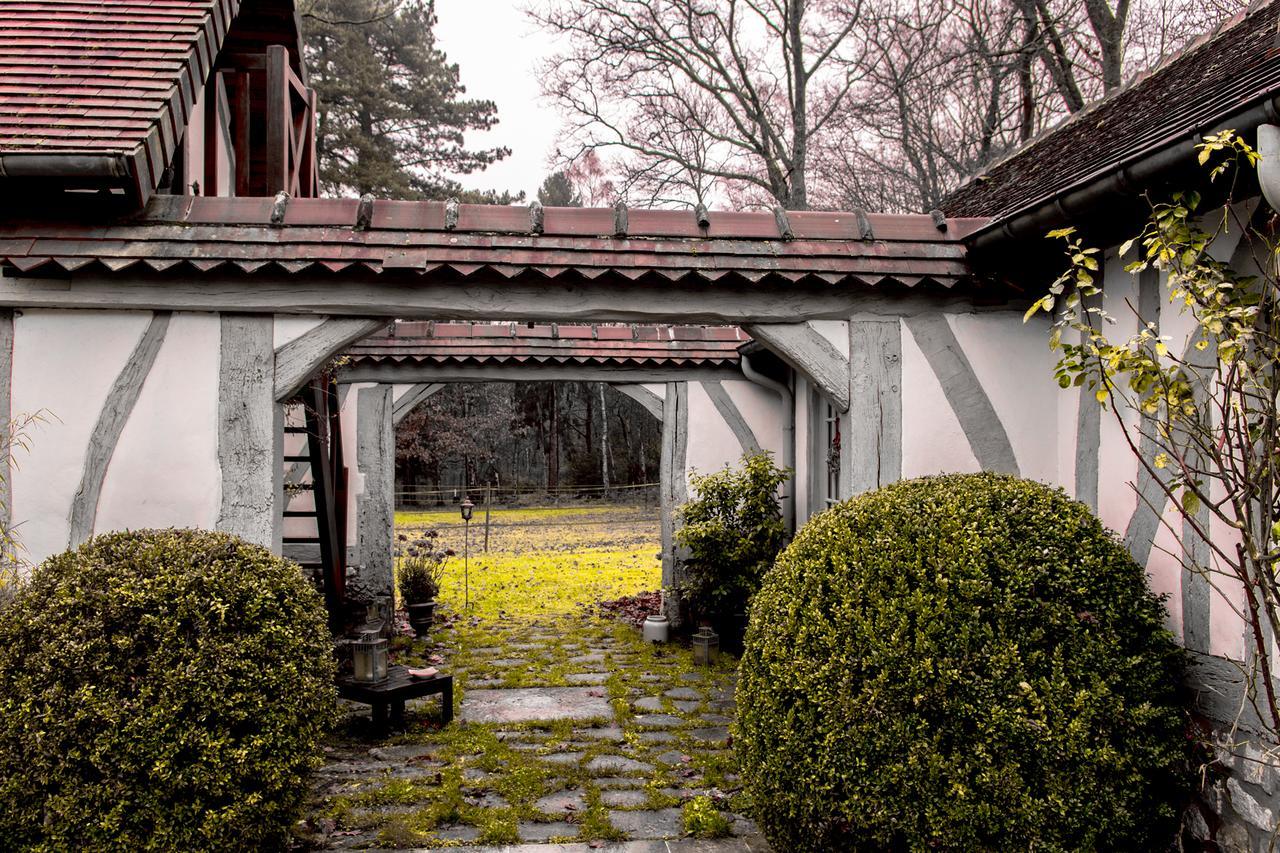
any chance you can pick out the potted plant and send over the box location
[396,532,449,636]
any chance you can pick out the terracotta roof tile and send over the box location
[348,322,749,368]
[0,195,988,291]
[0,0,240,198]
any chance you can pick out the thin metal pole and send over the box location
[464,518,470,610]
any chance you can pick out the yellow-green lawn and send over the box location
[395,503,661,618]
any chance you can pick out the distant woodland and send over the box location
[395,382,662,501]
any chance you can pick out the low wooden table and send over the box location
[336,665,454,734]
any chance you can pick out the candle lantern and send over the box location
[460,497,474,521]
[351,628,388,683]
[692,626,719,666]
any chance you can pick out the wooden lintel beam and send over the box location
[0,273,1004,324]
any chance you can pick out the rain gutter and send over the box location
[968,93,1280,252]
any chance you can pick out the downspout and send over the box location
[741,354,796,535]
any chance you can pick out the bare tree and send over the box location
[531,0,866,210]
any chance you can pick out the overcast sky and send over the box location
[435,0,561,201]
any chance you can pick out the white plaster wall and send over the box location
[948,311,1060,485]
[340,382,373,552]
[274,315,327,349]
[10,309,154,565]
[809,320,850,358]
[684,380,785,487]
[685,382,744,483]
[900,318,980,479]
[96,312,220,537]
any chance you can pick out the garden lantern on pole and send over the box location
[461,497,474,609]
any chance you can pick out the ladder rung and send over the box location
[284,426,310,434]
[283,510,316,518]
[284,455,311,463]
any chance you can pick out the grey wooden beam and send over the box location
[356,385,394,600]
[217,314,278,548]
[701,380,761,454]
[614,384,663,421]
[392,382,445,426]
[903,314,1019,476]
[1122,269,1169,568]
[0,310,12,539]
[660,381,689,613]
[745,322,850,411]
[0,272,1019,324]
[274,317,386,401]
[339,363,738,386]
[847,319,903,495]
[68,311,170,548]
[1074,290,1101,512]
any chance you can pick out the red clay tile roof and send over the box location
[942,0,1280,226]
[348,322,748,368]
[0,195,986,288]
[0,0,241,198]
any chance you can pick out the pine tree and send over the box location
[302,0,510,198]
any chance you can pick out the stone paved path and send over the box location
[296,612,766,851]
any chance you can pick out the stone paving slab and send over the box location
[408,840,771,852]
[460,687,613,723]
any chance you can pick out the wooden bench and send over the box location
[336,665,454,735]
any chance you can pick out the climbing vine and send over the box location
[1027,130,1280,739]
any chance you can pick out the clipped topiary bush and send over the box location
[736,474,1191,852]
[0,528,339,851]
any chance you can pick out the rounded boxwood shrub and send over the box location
[736,474,1191,852]
[0,529,339,851]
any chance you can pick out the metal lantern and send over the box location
[351,628,388,683]
[692,626,719,666]
[460,497,475,521]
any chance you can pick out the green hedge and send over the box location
[0,529,338,851]
[736,474,1191,852]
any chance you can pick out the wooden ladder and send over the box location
[282,377,348,631]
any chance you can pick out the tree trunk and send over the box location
[547,386,560,491]
[787,0,808,210]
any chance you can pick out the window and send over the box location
[824,401,841,506]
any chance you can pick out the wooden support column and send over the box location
[217,314,279,549]
[846,319,902,496]
[265,45,289,195]
[659,382,688,619]
[356,385,395,602]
